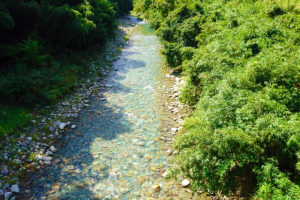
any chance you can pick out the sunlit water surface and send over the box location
[23,19,184,199]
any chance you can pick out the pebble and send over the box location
[181,179,190,187]
[4,192,12,200]
[12,159,21,164]
[152,184,161,192]
[1,169,9,175]
[44,161,51,165]
[11,184,20,193]
[42,156,52,161]
[71,125,77,129]
[171,128,177,132]
[50,146,57,152]
[54,121,61,126]
[162,171,168,177]
[59,123,67,130]
[62,102,70,106]
[166,149,172,156]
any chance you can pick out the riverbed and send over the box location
[21,17,193,200]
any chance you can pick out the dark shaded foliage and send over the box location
[0,0,132,106]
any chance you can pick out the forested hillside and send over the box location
[0,0,132,106]
[133,0,300,199]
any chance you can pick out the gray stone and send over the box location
[62,102,70,106]
[50,146,56,152]
[49,126,55,132]
[12,159,21,164]
[11,184,20,193]
[4,192,12,200]
[54,121,61,126]
[44,160,51,165]
[71,125,77,129]
[59,123,67,130]
[42,156,52,161]
[1,169,9,175]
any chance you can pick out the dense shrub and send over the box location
[0,0,132,107]
[134,0,300,198]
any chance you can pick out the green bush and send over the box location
[134,0,300,198]
[0,105,31,139]
[0,0,132,107]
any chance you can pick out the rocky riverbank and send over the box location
[0,17,136,200]
[2,16,205,200]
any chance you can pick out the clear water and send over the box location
[23,20,188,199]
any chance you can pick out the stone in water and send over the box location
[181,179,190,187]
[11,184,20,193]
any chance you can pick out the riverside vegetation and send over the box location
[133,0,300,199]
[0,0,132,138]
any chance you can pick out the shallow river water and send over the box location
[21,19,193,200]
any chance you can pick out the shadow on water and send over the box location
[21,16,163,200]
[22,62,147,200]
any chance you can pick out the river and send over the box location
[21,17,192,200]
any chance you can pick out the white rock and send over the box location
[181,179,190,187]
[50,146,56,152]
[162,171,168,177]
[44,160,51,165]
[4,192,12,200]
[42,156,52,161]
[166,149,172,155]
[59,123,67,130]
[171,128,178,132]
[11,184,20,193]
[71,125,77,129]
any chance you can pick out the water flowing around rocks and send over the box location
[21,17,191,200]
